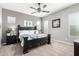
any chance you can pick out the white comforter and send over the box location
[19,34,47,47]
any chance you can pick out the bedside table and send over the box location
[6,35,17,45]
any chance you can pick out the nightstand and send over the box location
[6,35,17,45]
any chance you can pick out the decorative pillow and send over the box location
[34,30,39,34]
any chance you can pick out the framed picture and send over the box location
[52,19,60,28]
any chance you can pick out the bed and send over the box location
[17,25,51,54]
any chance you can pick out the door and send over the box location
[0,8,2,45]
[44,20,48,34]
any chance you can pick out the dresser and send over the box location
[74,40,79,56]
[6,35,17,45]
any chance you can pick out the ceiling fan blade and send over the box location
[30,7,37,10]
[43,4,47,8]
[42,10,50,13]
[31,12,37,14]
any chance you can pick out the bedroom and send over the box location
[0,3,79,56]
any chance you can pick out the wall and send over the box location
[2,8,40,43]
[0,7,2,46]
[43,4,79,43]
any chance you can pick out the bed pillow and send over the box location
[29,30,39,34]
[19,30,39,35]
[19,30,29,35]
[29,30,35,34]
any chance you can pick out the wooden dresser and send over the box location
[6,35,17,45]
[74,40,79,56]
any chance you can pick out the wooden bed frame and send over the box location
[17,25,51,54]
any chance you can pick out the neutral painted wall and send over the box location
[2,8,40,43]
[43,4,79,43]
[0,7,2,46]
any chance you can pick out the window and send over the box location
[69,12,79,36]
[7,16,16,24]
[24,20,32,27]
[7,16,16,31]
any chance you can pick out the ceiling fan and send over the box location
[30,3,50,14]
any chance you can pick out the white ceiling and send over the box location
[0,3,74,17]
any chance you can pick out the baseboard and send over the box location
[54,39,73,45]
[0,44,1,47]
[0,43,2,47]
[2,43,6,46]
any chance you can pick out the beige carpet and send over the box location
[0,41,74,56]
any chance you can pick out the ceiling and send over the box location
[0,3,74,17]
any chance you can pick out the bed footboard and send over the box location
[23,34,51,54]
[23,37,29,54]
[48,34,51,44]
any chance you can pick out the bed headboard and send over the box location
[17,25,37,38]
[18,25,37,30]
